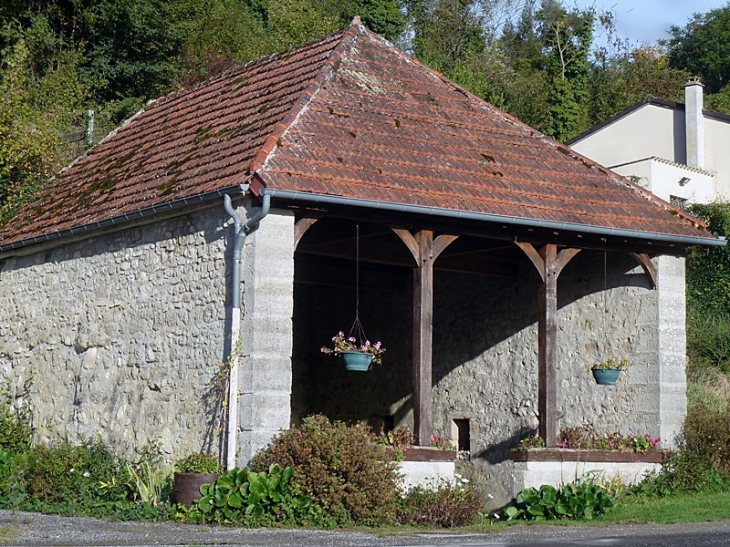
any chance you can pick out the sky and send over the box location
[572,0,729,45]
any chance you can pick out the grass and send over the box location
[596,491,730,524]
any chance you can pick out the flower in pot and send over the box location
[321,331,386,371]
[588,357,632,386]
[173,453,223,508]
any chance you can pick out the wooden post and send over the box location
[515,242,581,448]
[393,228,458,446]
[413,230,434,446]
[538,244,558,447]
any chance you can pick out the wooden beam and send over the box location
[393,228,458,446]
[413,230,434,446]
[629,252,657,289]
[538,243,558,448]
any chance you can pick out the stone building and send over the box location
[0,20,722,505]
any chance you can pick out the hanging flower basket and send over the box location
[588,358,632,386]
[591,368,621,385]
[321,331,386,371]
[341,351,374,371]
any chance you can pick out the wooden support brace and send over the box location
[629,252,657,289]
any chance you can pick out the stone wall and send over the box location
[0,199,295,466]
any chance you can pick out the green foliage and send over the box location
[630,450,730,498]
[686,203,730,318]
[175,453,223,475]
[185,464,314,526]
[503,480,613,521]
[0,435,174,520]
[396,480,484,527]
[23,441,133,507]
[250,414,401,526]
[667,5,730,93]
[0,379,32,454]
[684,403,730,479]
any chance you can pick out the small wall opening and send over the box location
[453,418,470,453]
[370,414,394,436]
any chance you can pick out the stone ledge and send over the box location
[402,447,457,461]
[510,448,668,464]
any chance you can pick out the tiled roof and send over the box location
[0,19,717,250]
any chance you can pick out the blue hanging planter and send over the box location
[591,368,621,386]
[341,351,373,371]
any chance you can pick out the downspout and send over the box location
[223,188,271,471]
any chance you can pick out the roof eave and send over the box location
[260,188,724,250]
[0,183,251,255]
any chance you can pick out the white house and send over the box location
[569,79,730,206]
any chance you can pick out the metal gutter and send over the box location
[260,188,726,248]
[222,190,271,471]
[0,184,253,253]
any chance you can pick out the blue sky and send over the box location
[573,0,729,44]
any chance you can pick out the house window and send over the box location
[670,195,688,209]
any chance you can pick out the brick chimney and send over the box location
[685,77,705,169]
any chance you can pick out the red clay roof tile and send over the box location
[0,19,717,249]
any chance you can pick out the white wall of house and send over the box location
[611,157,715,204]
[571,100,730,202]
[571,104,683,168]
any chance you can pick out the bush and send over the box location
[0,438,174,520]
[0,379,33,454]
[23,440,133,508]
[396,480,484,527]
[631,450,730,497]
[684,403,730,478]
[250,414,401,526]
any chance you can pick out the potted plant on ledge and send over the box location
[321,331,386,371]
[589,357,632,386]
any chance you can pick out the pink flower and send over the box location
[297,430,303,437]
[348,336,356,343]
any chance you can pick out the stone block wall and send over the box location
[0,199,296,466]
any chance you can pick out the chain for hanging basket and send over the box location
[348,223,369,346]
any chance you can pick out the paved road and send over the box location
[0,510,729,546]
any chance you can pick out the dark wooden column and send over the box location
[515,242,581,447]
[394,228,457,445]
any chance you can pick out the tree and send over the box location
[667,5,730,94]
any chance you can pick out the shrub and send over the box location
[250,414,401,526]
[503,480,613,521]
[0,379,32,454]
[683,403,730,478]
[631,450,730,497]
[23,440,133,508]
[396,480,484,527]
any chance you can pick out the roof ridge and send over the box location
[248,19,366,191]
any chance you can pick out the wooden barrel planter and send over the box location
[173,472,219,508]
